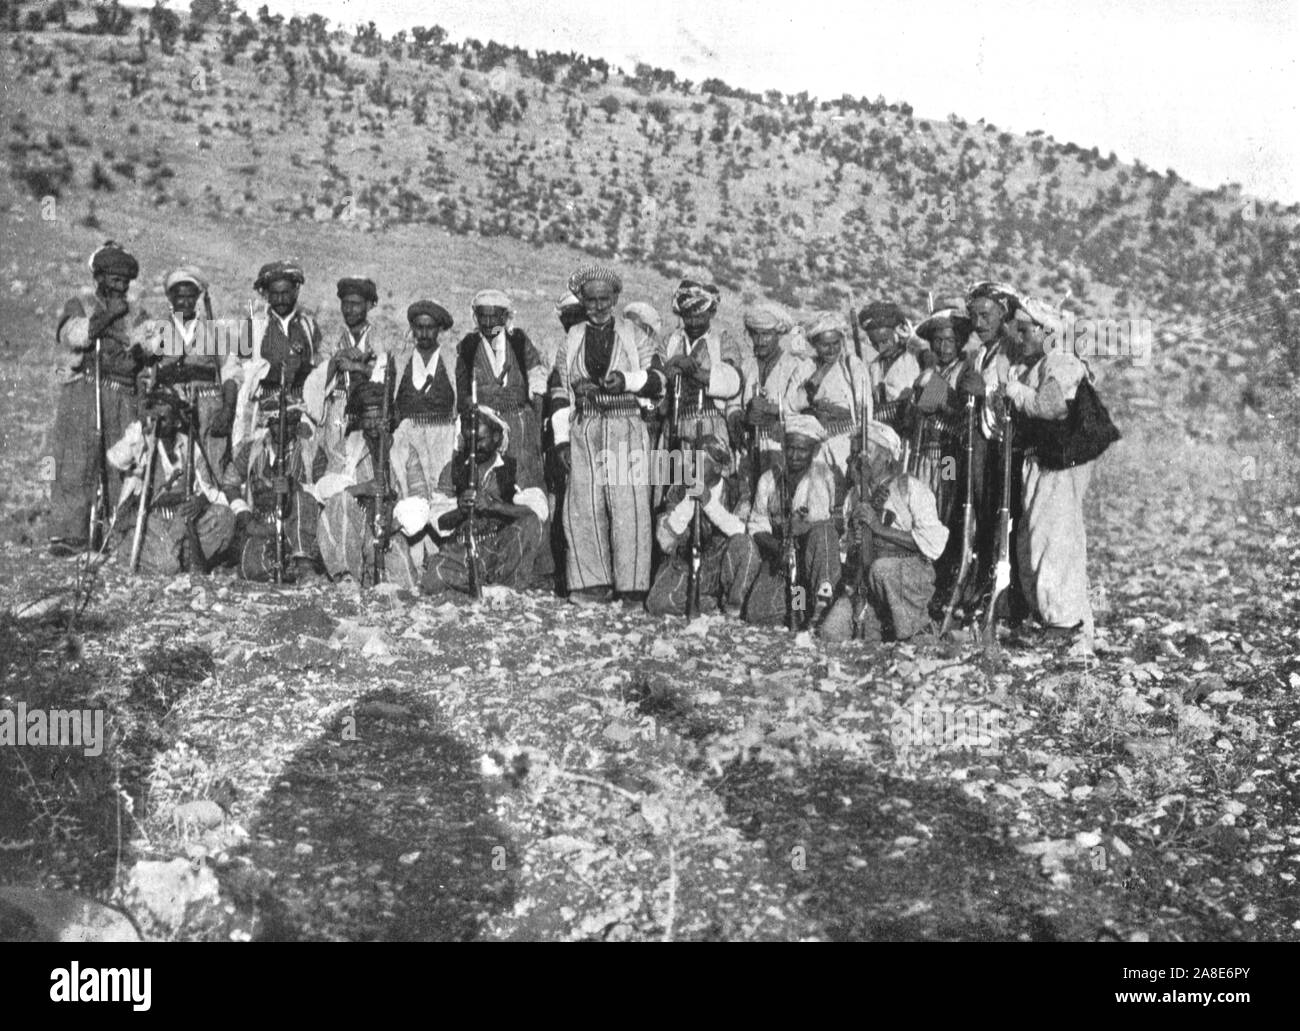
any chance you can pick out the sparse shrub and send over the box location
[597,93,621,121]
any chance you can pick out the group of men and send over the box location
[47,241,1100,650]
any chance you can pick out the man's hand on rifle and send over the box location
[789,505,813,538]
[958,366,986,396]
[753,531,782,563]
[457,487,477,514]
[601,370,627,394]
[176,496,206,524]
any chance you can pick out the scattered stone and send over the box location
[0,887,140,942]
[124,859,222,934]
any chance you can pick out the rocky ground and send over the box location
[2,414,1298,941]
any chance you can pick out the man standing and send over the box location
[456,289,548,496]
[549,264,666,605]
[646,434,753,617]
[658,279,743,463]
[735,301,814,499]
[800,314,872,503]
[155,266,226,478]
[726,414,841,627]
[107,385,236,575]
[421,406,548,596]
[314,276,389,468]
[860,301,923,429]
[385,300,460,572]
[1004,298,1097,652]
[218,260,322,462]
[48,241,153,555]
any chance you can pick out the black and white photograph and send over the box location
[0,0,1297,970]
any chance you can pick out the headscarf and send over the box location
[743,302,793,335]
[474,404,511,454]
[555,290,583,313]
[406,299,454,330]
[622,302,662,338]
[89,241,139,281]
[783,414,827,443]
[472,288,512,312]
[930,294,967,315]
[865,420,902,461]
[671,278,720,317]
[567,264,623,298]
[915,308,973,345]
[858,301,906,331]
[164,265,207,294]
[804,312,848,343]
[336,277,378,303]
[965,280,1021,317]
[1014,296,1058,330]
[254,260,305,292]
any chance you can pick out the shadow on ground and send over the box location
[228,687,518,941]
[716,756,1106,941]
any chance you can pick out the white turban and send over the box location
[783,413,827,443]
[866,420,902,460]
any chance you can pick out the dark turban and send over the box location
[965,280,1021,316]
[253,260,306,292]
[915,308,973,344]
[406,299,454,330]
[345,380,389,419]
[336,277,378,303]
[567,264,623,297]
[671,279,720,317]
[89,241,139,281]
[858,301,906,331]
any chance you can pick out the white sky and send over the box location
[247,0,1300,204]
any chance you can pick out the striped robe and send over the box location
[549,316,664,593]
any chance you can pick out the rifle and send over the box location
[848,291,863,364]
[778,412,799,631]
[938,394,978,636]
[180,394,210,575]
[686,385,704,620]
[84,336,111,564]
[367,353,395,586]
[273,358,288,584]
[128,397,158,573]
[983,391,1015,646]
[465,375,482,600]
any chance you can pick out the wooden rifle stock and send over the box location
[938,395,978,636]
[128,410,158,573]
[983,392,1015,646]
[369,353,395,586]
[686,386,704,620]
[85,336,111,562]
[465,376,482,600]
[180,391,210,575]
[274,359,288,584]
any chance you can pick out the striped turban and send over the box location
[783,414,827,443]
[965,281,1021,316]
[336,277,378,303]
[743,302,793,335]
[671,278,720,317]
[567,264,623,297]
[804,312,848,343]
[89,241,139,280]
[406,299,454,330]
[254,260,305,291]
[472,288,512,312]
[165,266,206,294]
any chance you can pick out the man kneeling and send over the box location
[108,385,236,574]
[646,434,751,616]
[421,406,548,596]
[845,422,949,643]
